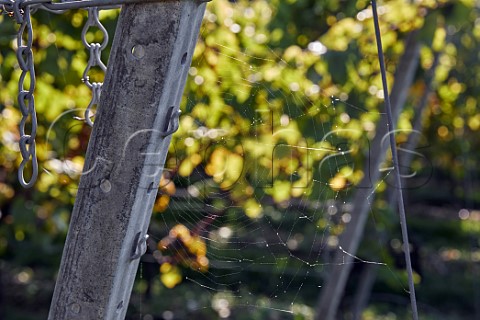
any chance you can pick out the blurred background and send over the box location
[1,0,480,319]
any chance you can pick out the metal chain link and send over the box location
[14,2,38,188]
[2,0,195,188]
[78,7,108,127]
[0,0,13,15]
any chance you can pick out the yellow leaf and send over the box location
[160,264,182,289]
[329,175,346,191]
[244,198,263,218]
[153,195,170,213]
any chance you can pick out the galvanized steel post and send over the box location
[48,1,207,319]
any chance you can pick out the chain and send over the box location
[77,7,108,127]
[1,0,196,188]
[14,2,38,188]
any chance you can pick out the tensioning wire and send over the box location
[371,1,419,319]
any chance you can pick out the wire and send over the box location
[19,0,211,11]
[371,1,419,319]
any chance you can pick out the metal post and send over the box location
[48,1,207,319]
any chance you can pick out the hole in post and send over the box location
[131,45,145,59]
[116,300,124,313]
[181,52,188,65]
[147,182,155,194]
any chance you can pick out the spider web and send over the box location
[36,3,426,319]
[147,84,388,317]
[137,9,411,320]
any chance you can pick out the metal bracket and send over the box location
[130,232,149,260]
[159,106,181,138]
